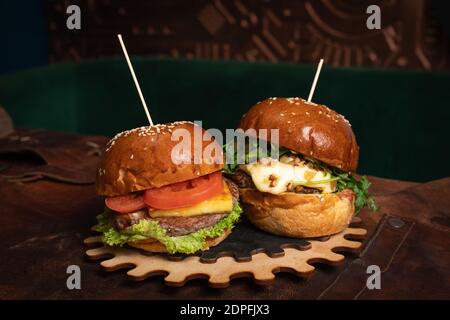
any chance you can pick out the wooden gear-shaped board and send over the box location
[84,226,367,288]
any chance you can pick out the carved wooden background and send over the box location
[45,0,449,70]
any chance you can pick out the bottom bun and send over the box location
[128,229,231,253]
[240,188,355,238]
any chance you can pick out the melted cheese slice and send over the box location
[243,157,336,194]
[148,182,233,218]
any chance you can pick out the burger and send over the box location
[225,97,377,238]
[95,121,242,254]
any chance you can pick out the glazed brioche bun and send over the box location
[128,229,231,253]
[96,121,223,197]
[239,97,359,172]
[237,97,359,237]
[240,188,355,238]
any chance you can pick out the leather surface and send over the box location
[0,129,108,184]
[0,130,449,299]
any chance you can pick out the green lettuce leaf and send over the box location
[331,169,379,213]
[223,137,291,174]
[95,203,243,254]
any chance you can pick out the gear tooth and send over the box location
[100,257,134,269]
[127,265,153,278]
[234,251,253,261]
[301,263,315,273]
[323,252,345,262]
[84,236,102,244]
[199,251,217,262]
[252,269,276,282]
[99,258,115,268]
[281,265,315,276]
[290,261,315,274]
[209,273,230,284]
[264,247,285,257]
[85,247,108,257]
[338,239,363,249]
[164,271,188,284]
[345,227,367,236]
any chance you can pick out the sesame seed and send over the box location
[280,113,285,116]
[130,154,134,159]
[106,122,195,149]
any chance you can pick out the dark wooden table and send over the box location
[0,131,449,299]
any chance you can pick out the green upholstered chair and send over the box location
[1,58,449,182]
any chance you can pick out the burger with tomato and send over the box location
[95,121,242,254]
[225,97,377,238]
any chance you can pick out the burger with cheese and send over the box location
[225,97,377,238]
[95,121,242,254]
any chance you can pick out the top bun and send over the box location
[96,121,223,197]
[239,98,359,172]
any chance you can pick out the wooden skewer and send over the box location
[117,34,154,126]
[307,58,324,103]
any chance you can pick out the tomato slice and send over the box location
[144,172,224,210]
[105,193,146,214]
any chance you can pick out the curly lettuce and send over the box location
[331,169,379,213]
[95,203,243,254]
[223,137,291,174]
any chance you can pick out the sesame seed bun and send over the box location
[239,98,359,172]
[96,121,223,197]
[239,188,355,238]
[236,97,358,238]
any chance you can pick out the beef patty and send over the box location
[228,169,255,189]
[112,179,239,236]
[155,213,228,237]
